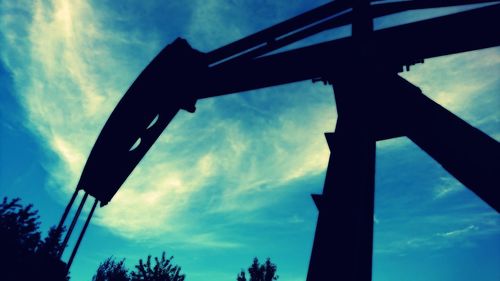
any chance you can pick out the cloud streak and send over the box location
[1,0,498,250]
[374,208,500,255]
[0,0,337,244]
[437,225,478,238]
[400,47,500,138]
[433,177,465,200]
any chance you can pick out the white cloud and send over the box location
[400,47,500,126]
[186,0,245,50]
[2,0,498,248]
[187,232,242,249]
[1,0,338,242]
[437,225,478,238]
[433,177,464,200]
[374,211,500,255]
[376,48,500,149]
[96,83,335,240]
[288,214,305,224]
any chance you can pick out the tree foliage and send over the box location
[130,252,185,281]
[0,197,68,281]
[237,270,247,281]
[93,257,129,281]
[94,251,185,281]
[236,257,279,281]
[0,197,41,255]
[38,225,66,258]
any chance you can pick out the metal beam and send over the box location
[207,0,500,65]
[66,198,99,272]
[58,192,88,258]
[205,4,500,97]
[307,63,379,280]
[390,76,500,212]
[371,0,500,17]
[206,0,351,64]
[214,11,353,66]
[56,189,79,234]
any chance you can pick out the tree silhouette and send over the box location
[0,197,41,255]
[0,197,68,281]
[236,257,278,281]
[38,225,66,257]
[130,252,185,281]
[237,270,247,281]
[93,251,185,281]
[93,257,129,281]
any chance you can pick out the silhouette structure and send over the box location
[58,0,500,279]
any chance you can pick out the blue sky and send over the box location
[1,1,499,281]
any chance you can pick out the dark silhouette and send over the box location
[55,0,499,279]
[74,0,500,208]
[0,197,41,254]
[237,258,278,281]
[0,197,69,281]
[93,251,184,281]
[130,252,184,281]
[92,257,129,281]
[39,225,66,258]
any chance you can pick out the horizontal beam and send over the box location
[206,0,499,65]
[206,0,351,64]
[215,11,353,66]
[203,4,500,98]
[371,0,500,17]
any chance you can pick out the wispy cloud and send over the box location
[436,225,478,238]
[433,177,464,200]
[400,47,500,132]
[1,0,499,250]
[0,0,178,236]
[0,0,336,243]
[187,232,243,249]
[374,211,500,255]
[288,214,306,224]
[186,0,245,50]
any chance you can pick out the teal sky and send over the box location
[1,1,499,281]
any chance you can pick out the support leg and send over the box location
[66,198,99,272]
[59,192,88,258]
[307,130,375,281]
[56,189,79,233]
[391,76,500,212]
[307,73,377,281]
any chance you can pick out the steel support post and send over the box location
[307,131,375,281]
[56,189,79,233]
[306,1,377,280]
[306,69,500,280]
[307,65,378,281]
[58,192,88,258]
[387,76,500,212]
[66,198,99,272]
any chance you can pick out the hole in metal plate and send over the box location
[146,114,160,130]
[129,138,141,151]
